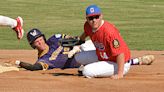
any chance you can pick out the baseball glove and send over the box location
[58,37,81,47]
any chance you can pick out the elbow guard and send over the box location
[19,62,44,71]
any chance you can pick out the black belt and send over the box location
[127,59,132,63]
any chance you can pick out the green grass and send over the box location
[0,0,164,50]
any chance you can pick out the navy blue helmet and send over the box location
[27,28,46,48]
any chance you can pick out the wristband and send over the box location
[15,60,21,65]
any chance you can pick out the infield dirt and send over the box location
[0,50,163,92]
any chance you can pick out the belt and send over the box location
[127,59,131,63]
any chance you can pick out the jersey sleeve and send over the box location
[84,22,92,36]
[106,24,125,56]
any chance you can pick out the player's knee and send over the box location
[74,53,84,64]
[80,40,96,51]
[82,65,96,78]
[74,53,80,62]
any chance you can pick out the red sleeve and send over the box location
[106,24,124,56]
[84,22,92,36]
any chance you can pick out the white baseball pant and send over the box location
[75,40,131,78]
[0,15,17,28]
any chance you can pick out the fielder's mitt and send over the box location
[58,38,80,47]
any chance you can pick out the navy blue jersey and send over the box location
[36,34,79,70]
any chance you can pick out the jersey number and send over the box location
[100,52,109,59]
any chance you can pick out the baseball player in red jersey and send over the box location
[75,5,155,79]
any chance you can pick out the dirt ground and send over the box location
[0,50,163,92]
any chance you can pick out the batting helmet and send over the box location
[27,28,46,49]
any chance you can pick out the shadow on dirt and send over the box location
[42,72,81,76]
[52,73,78,76]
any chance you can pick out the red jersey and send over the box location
[84,20,130,62]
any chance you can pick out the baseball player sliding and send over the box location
[6,28,83,71]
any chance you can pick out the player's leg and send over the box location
[68,40,95,58]
[75,50,98,65]
[82,61,131,78]
[0,15,24,39]
[75,39,97,64]
[75,50,98,76]
[80,40,96,51]
[0,15,17,28]
[130,55,155,65]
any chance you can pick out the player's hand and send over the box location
[110,74,123,79]
[68,50,76,58]
[68,46,81,58]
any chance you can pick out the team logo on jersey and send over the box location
[94,41,105,50]
[30,30,37,36]
[113,39,120,48]
[90,8,95,13]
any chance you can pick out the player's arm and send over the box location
[79,32,87,42]
[67,32,88,58]
[16,61,48,71]
[111,53,125,79]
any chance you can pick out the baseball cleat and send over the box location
[138,55,155,65]
[13,16,24,40]
[78,65,84,76]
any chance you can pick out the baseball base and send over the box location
[0,63,19,73]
